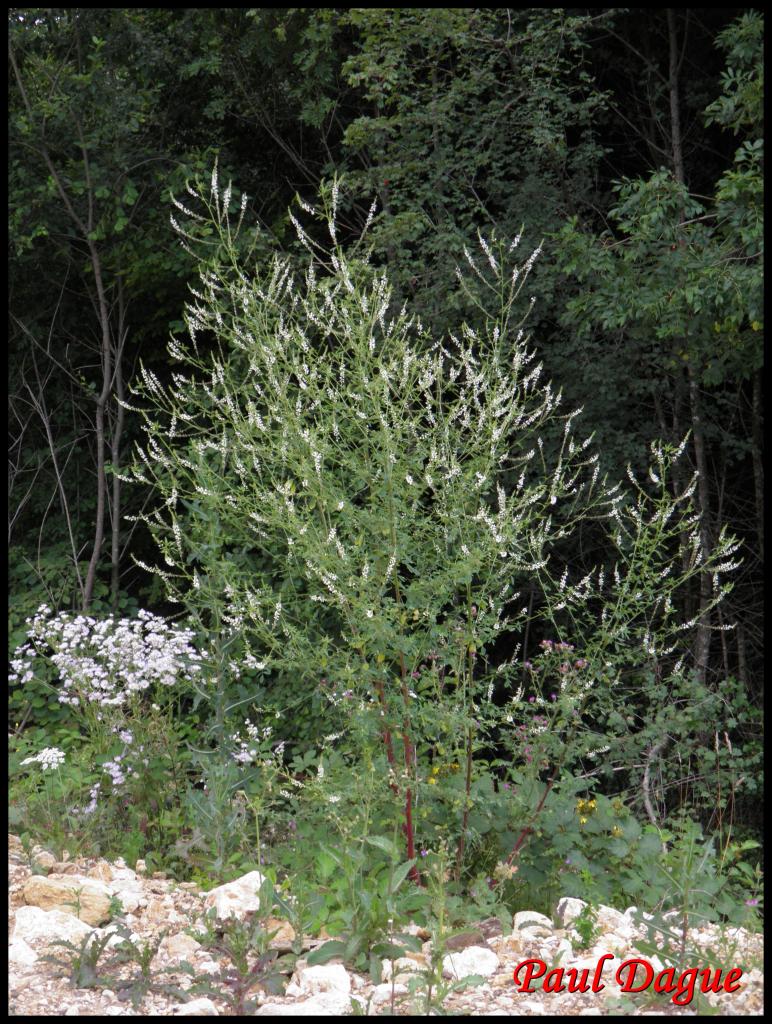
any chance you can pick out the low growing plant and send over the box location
[186,892,294,1013]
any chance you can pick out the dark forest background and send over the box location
[8,8,763,839]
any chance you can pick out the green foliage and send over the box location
[402,848,486,1014]
[305,835,425,979]
[186,900,293,1013]
[42,923,188,1007]
[7,9,763,984]
[703,12,763,136]
[571,902,601,951]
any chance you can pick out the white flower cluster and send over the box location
[230,715,284,766]
[10,606,207,710]
[20,746,65,772]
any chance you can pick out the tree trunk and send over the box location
[751,371,763,563]
[668,9,712,684]
[110,282,128,611]
[82,246,112,610]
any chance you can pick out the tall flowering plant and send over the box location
[123,170,740,874]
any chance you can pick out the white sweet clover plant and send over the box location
[117,168,740,867]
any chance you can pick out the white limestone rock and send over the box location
[9,938,38,966]
[22,874,113,926]
[203,870,268,921]
[172,996,220,1015]
[514,910,554,932]
[12,905,96,946]
[370,982,409,1004]
[257,990,353,1015]
[158,931,202,960]
[293,962,352,996]
[442,945,499,981]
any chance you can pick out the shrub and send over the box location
[124,170,740,879]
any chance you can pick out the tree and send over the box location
[555,9,762,687]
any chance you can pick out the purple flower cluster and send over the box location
[539,639,575,652]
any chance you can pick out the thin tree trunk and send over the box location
[751,371,763,563]
[687,364,713,684]
[668,9,712,684]
[82,247,112,610]
[10,37,115,613]
[110,285,128,611]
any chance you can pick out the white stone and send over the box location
[22,874,113,926]
[294,962,352,995]
[442,945,499,981]
[596,904,627,932]
[173,996,219,1015]
[158,932,202,960]
[8,938,38,965]
[370,982,408,1004]
[203,870,267,920]
[381,956,424,981]
[257,990,353,1015]
[195,959,221,975]
[106,877,144,913]
[555,937,574,963]
[519,924,553,939]
[31,847,58,870]
[555,897,588,927]
[12,905,95,946]
[514,910,553,931]
[600,931,631,956]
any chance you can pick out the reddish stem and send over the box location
[505,766,559,868]
[397,652,420,883]
[454,726,474,882]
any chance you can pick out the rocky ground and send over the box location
[8,835,763,1016]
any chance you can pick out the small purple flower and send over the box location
[528,696,535,703]
[550,693,558,701]
[524,661,533,670]
[420,849,429,857]
[502,782,511,790]
[745,898,759,906]
[411,671,420,679]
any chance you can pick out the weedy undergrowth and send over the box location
[184,901,294,1013]
[41,924,189,1007]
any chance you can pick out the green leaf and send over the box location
[364,835,398,859]
[389,858,416,892]
[305,939,348,966]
